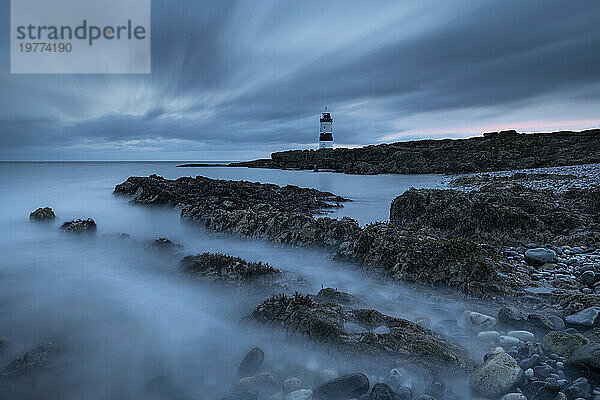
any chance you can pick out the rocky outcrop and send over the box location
[59,218,97,233]
[389,185,600,246]
[242,293,475,377]
[116,176,509,296]
[114,174,348,214]
[231,129,600,175]
[182,252,281,286]
[29,207,55,221]
[0,342,58,382]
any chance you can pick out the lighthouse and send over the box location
[319,107,333,149]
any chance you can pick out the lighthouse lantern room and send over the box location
[319,107,333,149]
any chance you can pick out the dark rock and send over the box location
[414,396,436,400]
[243,293,475,376]
[580,271,599,287]
[114,174,348,213]
[525,249,558,267]
[543,331,589,357]
[237,348,264,378]
[565,307,600,327]
[469,352,523,397]
[564,377,591,400]
[389,185,600,247]
[565,343,600,380]
[425,381,444,398]
[60,218,96,233]
[535,365,552,379]
[499,306,527,328]
[115,176,510,296]
[549,316,566,330]
[0,342,58,381]
[181,253,281,287]
[369,383,404,400]
[528,314,555,332]
[313,373,369,400]
[29,207,55,221]
[234,129,600,175]
[313,288,362,308]
[147,237,183,252]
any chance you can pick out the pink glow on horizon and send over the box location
[380,118,600,142]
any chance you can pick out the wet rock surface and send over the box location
[469,352,523,397]
[29,207,55,221]
[242,293,475,376]
[0,342,58,382]
[59,218,97,233]
[390,184,600,247]
[116,175,509,296]
[312,373,369,399]
[114,174,348,213]
[230,129,600,175]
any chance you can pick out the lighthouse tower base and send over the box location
[319,141,333,149]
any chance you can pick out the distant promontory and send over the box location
[179,129,600,175]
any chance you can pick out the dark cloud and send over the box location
[1,0,599,159]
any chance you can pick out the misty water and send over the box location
[0,162,480,399]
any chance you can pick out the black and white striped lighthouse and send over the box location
[319,107,333,149]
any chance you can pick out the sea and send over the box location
[0,161,475,399]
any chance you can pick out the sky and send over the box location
[1,0,599,161]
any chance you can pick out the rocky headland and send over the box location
[111,166,600,399]
[225,129,600,175]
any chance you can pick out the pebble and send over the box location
[463,310,497,330]
[524,368,534,378]
[534,365,551,379]
[507,330,535,342]
[477,331,500,342]
[499,335,521,347]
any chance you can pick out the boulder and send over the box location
[564,377,591,400]
[498,306,527,328]
[506,330,535,342]
[244,293,475,377]
[313,373,369,400]
[565,307,600,327]
[237,347,264,378]
[369,382,405,400]
[59,218,96,233]
[463,311,497,331]
[542,331,589,357]
[29,207,55,221]
[524,248,557,267]
[469,352,523,397]
[565,343,600,380]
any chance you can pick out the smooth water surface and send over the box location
[0,162,472,399]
